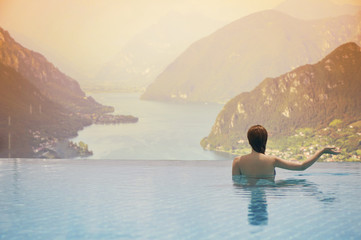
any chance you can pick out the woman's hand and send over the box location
[322,147,341,155]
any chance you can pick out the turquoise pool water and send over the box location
[0,159,361,239]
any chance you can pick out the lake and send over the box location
[72,93,233,160]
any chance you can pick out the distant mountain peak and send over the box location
[322,42,361,60]
[319,42,361,73]
[333,41,360,52]
[275,0,361,20]
[90,13,223,92]
[0,27,10,39]
[141,12,361,103]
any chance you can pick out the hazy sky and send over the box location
[0,0,360,81]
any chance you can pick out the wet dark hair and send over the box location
[247,125,268,154]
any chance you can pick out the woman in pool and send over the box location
[232,125,340,177]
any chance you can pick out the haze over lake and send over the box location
[72,93,233,160]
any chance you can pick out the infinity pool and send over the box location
[0,159,360,239]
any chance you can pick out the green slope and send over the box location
[201,42,361,161]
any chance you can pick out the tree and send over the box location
[329,119,343,128]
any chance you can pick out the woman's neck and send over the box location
[251,149,263,155]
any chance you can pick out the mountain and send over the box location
[0,63,89,157]
[275,0,361,20]
[201,42,361,153]
[89,12,223,92]
[0,27,107,114]
[0,27,119,157]
[141,10,361,103]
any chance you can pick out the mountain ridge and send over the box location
[0,27,135,158]
[201,42,361,153]
[0,27,107,114]
[275,0,361,20]
[0,62,90,157]
[141,10,361,103]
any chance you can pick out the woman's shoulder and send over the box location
[233,154,248,161]
[233,155,241,161]
[233,154,253,164]
[233,153,276,164]
[262,154,278,164]
[233,156,240,165]
[266,154,278,160]
[232,155,243,167]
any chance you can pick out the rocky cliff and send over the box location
[141,10,361,103]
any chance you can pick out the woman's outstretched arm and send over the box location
[274,147,341,171]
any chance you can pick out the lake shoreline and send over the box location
[70,92,231,160]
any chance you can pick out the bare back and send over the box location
[232,151,276,177]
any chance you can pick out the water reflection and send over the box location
[248,187,268,226]
[232,176,336,226]
[11,159,21,195]
[232,177,273,226]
